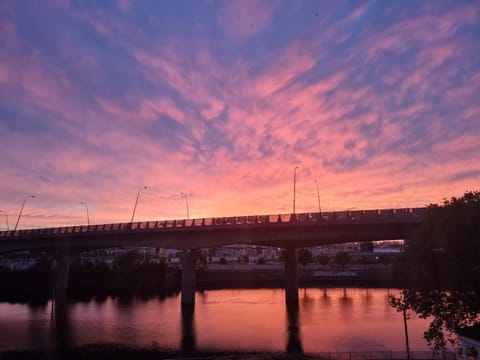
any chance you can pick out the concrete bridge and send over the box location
[0,208,426,306]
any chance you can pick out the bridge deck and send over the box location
[0,208,426,240]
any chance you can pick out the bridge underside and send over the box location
[0,222,417,253]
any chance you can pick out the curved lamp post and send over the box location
[180,192,190,220]
[131,186,147,223]
[80,201,90,226]
[314,180,322,214]
[293,166,299,214]
[14,195,35,231]
[0,210,9,231]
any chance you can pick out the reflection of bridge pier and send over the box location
[181,304,196,353]
[286,302,303,354]
[50,285,72,354]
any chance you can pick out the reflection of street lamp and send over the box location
[314,180,321,213]
[14,195,35,231]
[80,202,90,226]
[131,187,147,223]
[293,166,299,214]
[180,192,190,220]
[0,210,9,230]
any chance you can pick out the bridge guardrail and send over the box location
[0,207,426,239]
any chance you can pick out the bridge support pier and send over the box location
[180,250,198,305]
[54,252,71,304]
[284,247,299,306]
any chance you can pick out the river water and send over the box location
[0,288,433,354]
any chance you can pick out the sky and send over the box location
[0,0,479,229]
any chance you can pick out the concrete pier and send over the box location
[180,250,198,305]
[284,247,299,306]
[54,252,71,302]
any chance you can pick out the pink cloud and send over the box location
[255,42,317,97]
[365,4,480,61]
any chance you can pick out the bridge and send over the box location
[0,207,426,306]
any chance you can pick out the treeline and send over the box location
[0,251,180,303]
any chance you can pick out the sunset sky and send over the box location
[1,1,479,229]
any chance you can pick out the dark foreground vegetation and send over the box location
[0,343,264,360]
[390,191,480,352]
[0,343,456,360]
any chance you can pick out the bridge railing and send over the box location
[0,207,426,239]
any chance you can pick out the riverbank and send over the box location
[0,264,398,303]
[0,343,456,360]
[198,266,397,290]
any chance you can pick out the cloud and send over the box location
[1,1,479,228]
[219,0,275,39]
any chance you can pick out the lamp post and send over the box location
[0,210,9,230]
[131,186,147,223]
[80,201,90,226]
[293,166,299,214]
[314,180,321,213]
[401,291,411,360]
[14,195,35,231]
[180,192,190,220]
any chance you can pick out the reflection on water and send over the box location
[286,303,303,354]
[181,305,196,354]
[0,288,433,353]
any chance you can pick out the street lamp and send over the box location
[131,186,147,223]
[0,210,9,230]
[293,166,299,214]
[180,192,190,220]
[14,195,35,231]
[80,201,90,226]
[314,180,321,214]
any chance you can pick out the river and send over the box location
[0,288,433,354]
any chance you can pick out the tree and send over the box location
[197,254,208,270]
[297,248,312,268]
[390,191,480,352]
[334,251,350,271]
[316,253,330,267]
[400,190,480,290]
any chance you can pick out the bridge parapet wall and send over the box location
[0,208,426,240]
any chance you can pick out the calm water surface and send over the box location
[0,288,432,353]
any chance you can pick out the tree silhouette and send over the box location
[316,253,330,267]
[297,248,312,268]
[334,251,350,271]
[390,191,480,352]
